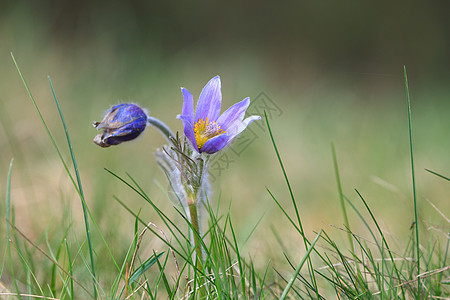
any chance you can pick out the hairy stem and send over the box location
[147,116,175,141]
[188,203,203,269]
[188,202,206,297]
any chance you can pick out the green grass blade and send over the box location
[282,253,322,299]
[260,260,270,297]
[128,252,164,285]
[331,143,352,249]
[266,187,302,235]
[153,251,172,298]
[355,189,405,296]
[9,241,46,297]
[273,268,304,298]
[265,111,319,296]
[264,111,303,233]
[250,259,257,298]
[49,227,70,296]
[242,212,265,248]
[404,66,420,295]
[343,195,380,251]
[47,76,97,298]
[228,215,246,299]
[279,230,322,300]
[65,239,74,300]
[5,159,22,299]
[425,168,450,181]
[110,230,142,298]
[10,53,79,193]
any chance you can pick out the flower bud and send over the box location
[93,103,147,147]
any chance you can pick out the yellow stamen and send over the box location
[193,117,225,150]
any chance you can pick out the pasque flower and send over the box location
[177,76,260,154]
[93,103,148,147]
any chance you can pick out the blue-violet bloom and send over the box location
[177,76,260,154]
[93,103,147,147]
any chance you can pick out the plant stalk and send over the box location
[188,203,203,270]
[147,116,175,141]
[188,202,206,297]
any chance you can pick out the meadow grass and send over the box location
[1,57,449,299]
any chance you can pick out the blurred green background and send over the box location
[1,1,449,273]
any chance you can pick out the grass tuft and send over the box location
[2,62,448,299]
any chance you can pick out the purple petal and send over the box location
[195,76,222,122]
[227,115,261,139]
[200,134,230,154]
[181,88,194,124]
[202,115,259,153]
[177,115,199,152]
[216,97,250,133]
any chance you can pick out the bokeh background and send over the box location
[1,0,449,284]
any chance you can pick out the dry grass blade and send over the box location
[425,198,450,224]
[371,266,450,296]
[125,279,149,300]
[0,293,59,299]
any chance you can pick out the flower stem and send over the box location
[188,202,206,297]
[146,116,175,141]
[188,203,203,269]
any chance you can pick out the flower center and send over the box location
[193,118,225,150]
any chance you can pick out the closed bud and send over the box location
[93,103,147,147]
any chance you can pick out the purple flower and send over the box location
[93,103,147,147]
[177,76,260,154]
